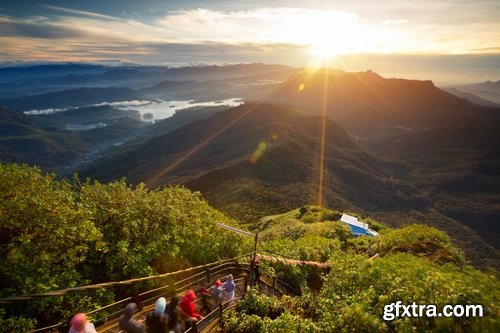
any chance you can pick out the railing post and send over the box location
[219,303,223,317]
[206,269,211,284]
[243,275,248,295]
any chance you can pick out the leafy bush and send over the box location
[0,308,36,333]
[221,292,320,333]
[223,252,499,333]
[316,252,499,332]
[259,218,307,241]
[306,222,352,242]
[220,312,267,333]
[379,224,464,265]
[236,289,284,319]
[347,235,379,254]
[0,164,245,329]
[301,213,318,224]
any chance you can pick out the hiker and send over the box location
[166,294,182,333]
[250,258,261,287]
[197,287,212,316]
[212,279,223,305]
[68,313,96,333]
[119,303,145,333]
[223,274,236,302]
[179,290,202,332]
[146,297,168,333]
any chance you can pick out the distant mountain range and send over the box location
[0,63,296,98]
[445,80,500,104]
[442,87,500,107]
[0,64,298,111]
[269,69,495,138]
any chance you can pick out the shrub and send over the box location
[379,224,464,265]
[0,164,246,329]
[301,213,318,224]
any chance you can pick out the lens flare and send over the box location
[249,141,268,165]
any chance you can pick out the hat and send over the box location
[214,279,222,287]
[185,290,196,301]
[155,297,166,315]
[70,313,87,333]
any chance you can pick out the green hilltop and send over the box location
[221,206,499,333]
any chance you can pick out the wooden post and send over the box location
[206,269,211,284]
[252,232,258,263]
[250,232,258,286]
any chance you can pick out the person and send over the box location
[146,297,168,333]
[197,287,212,316]
[179,290,202,331]
[250,258,261,287]
[166,294,182,333]
[68,313,96,333]
[119,303,145,333]
[223,274,235,302]
[211,279,223,305]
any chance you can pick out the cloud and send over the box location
[0,16,84,39]
[0,3,499,69]
[44,5,123,21]
[156,8,363,45]
[141,41,310,63]
[381,19,408,25]
[469,46,500,53]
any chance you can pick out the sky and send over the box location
[1,0,500,83]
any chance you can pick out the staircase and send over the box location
[17,255,299,333]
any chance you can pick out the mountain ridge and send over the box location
[77,100,499,269]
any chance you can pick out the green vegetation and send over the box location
[1,164,498,332]
[219,207,499,332]
[0,164,245,331]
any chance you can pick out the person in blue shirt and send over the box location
[223,274,235,302]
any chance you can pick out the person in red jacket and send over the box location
[179,290,202,331]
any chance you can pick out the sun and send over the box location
[277,10,361,60]
[309,42,340,59]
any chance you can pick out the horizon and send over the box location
[1,0,500,85]
[1,60,499,87]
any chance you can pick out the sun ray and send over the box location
[317,60,330,209]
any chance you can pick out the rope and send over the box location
[260,248,307,260]
[256,254,331,269]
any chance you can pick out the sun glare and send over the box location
[272,9,373,61]
[310,43,340,59]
